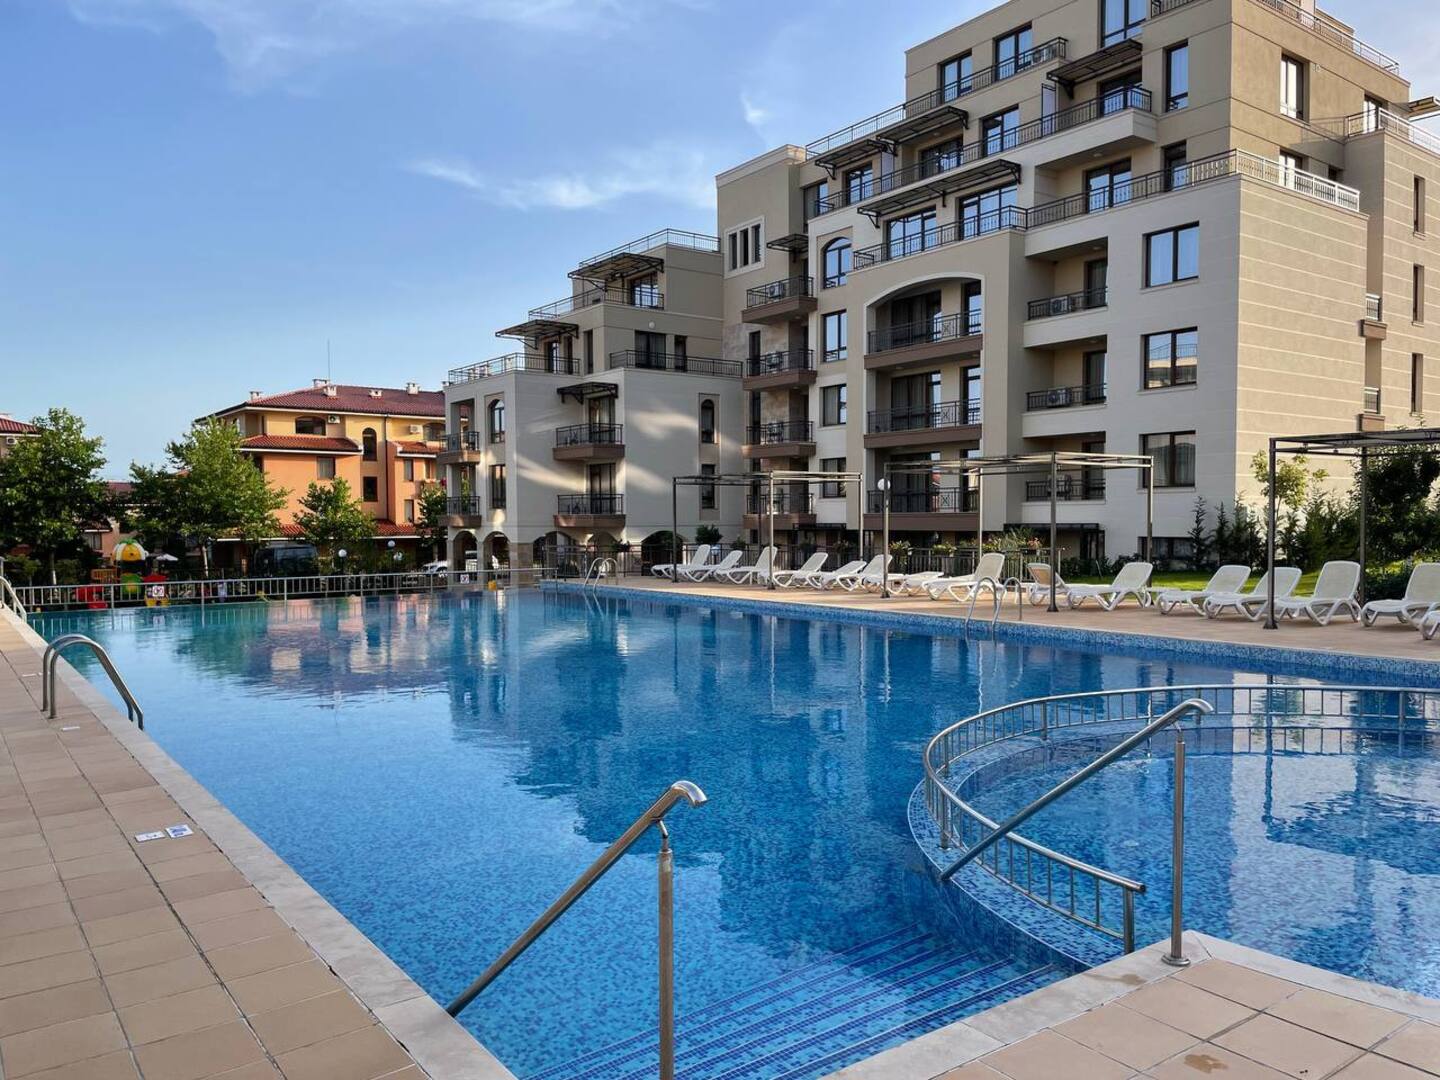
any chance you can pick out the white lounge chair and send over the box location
[1065,562,1153,610]
[819,554,887,591]
[716,546,776,585]
[1272,560,1362,625]
[652,544,711,580]
[808,560,865,589]
[850,555,898,592]
[1361,562,1440,626]
[772,553,829,588]
[1203,567,1303,620]
[678,550,743,582]
[1024,563,1070,606]
[921,552,1007,600]
[1152,565,1252,615]
[1419,608,1440,640]
[888,570,944,594]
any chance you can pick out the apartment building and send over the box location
[718,0,1439,563]
[0,415,38,457]
[440,230,742,569]
[208,381,444,560]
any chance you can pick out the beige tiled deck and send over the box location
[591,577,1440,667]
[0,611,511,1080]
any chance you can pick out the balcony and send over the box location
[444,496,484,524]
[608,350,743,378]
[742,276,817,324]
[1024,476,1106,501]
[854,207,1025,269]
[743,490,817,530]
[1361,293,1387,340]
[1026,384,1108,411]
[743,349,816,392]
[529,285,662,319]
[1157,0,1397,74]
[553,423,624,462]
[865,400,980,449]
[865,313,983,371]
[863,487,978,532]
[743,420,816,460]
[1359,385,1385,431]
[445,353,577,385]
[1028,289,1108,321]
[555,493,625,530]
[438,429,484,464]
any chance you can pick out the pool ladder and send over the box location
[447,781,707,1080]
[964,576,1025,629]
[40,634,145,729]
[582,557,617,588]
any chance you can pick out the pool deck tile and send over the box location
[0,610,516,1080]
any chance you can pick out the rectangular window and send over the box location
[729,231,738,270]
[1415,264,1426,323]
[403,459,415,482]
[1144,329,1199,388]
[960,183,1018,237]
[751,223,762,261]
[404,499,415,523]
[1278,151,1304,189]
[727,221,763,271]
[1165,43,1189,111]
[673,335,688,371]
[316,457,335,480]
[1413,354,1426,413]
[1163,142,1188,191]
[980,107,1021,155]
[1086,159,1132,212]
[993,25,1033,79]
[920,138,962,178]
[1363,96,1385,132]
[823,311,848,362]
[820,457,847,498]
[748,331,762,360]
[804,180,830,220]
[700,464,716,510]
[1280,55,1305,119]
[821,384,848,426]
[362,476,378,502]
[1102,0,1145,46]
[1141,431,1196,488]
[489,464,507,508]
[1145,224,1199,286]
[584,329,594,374]
[886,208,938,259]
[964,367,982,422]
[940,53,972,99]
[845,164,874,204]
[1416,176,1427,234]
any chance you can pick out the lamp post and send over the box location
[877,477,891,598]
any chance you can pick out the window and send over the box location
[1280,56,1305,120]
[425,423,444,442]
[964,367,982,422]
[823,311,848,362]
[1086,160,1132,212]
[1415,265,1426,323]
[362,476,378,502]
[820,458,847,498]
[805,180,830,220]
[545,340,562,373]
[1416,176,1427,235]
[1413,354,1426,413]
[1165,43,1189,111]
[403,459,415,481]
[1145,224,1199,286]
[635,331,665,365]
[295,416,325,435]
[488,399,506,442]
[823,238,851,288]
[700,464,716,509]
[584,329,594,374]
[886,208,937,259]
[700,399,716,443]
[960,184,1017,238]
[962,281,983,335]
[821,384,848,426]
[940,53,972,99]
[845,165,874,204]
[748,331,762,361]
[920,138,962,178]
[1163,142,1188,191]
[316,457,335,480]
[674,335,688,371]
[727,220,764,271]
[1362,96,1385,132]
[1141,431,1196,488]
[361,427,377,461]
[1098,70,1142,115]
[630,274,660,307]
[993,25,1033,79]
[1144,329,1199,388]
[489,465,507,508]
[404,499,415,523]
[1102,0,1145,45]
[1278,151,1304,189]
[980,107,1020,155]
[890,291,942,346]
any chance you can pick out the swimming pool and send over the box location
[33,589,1430,1078]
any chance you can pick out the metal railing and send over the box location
[1027,289,1108,320]
[867,488,978,514]
[41,634,144,728]
[447,496,484,516]
[0,575,26,620]
[556,423,623,447]
[744,276,814,309]
[574,229,720,271]
[868,312,983,353]
[745,490,815,515]
[608,351,743,378]
[745,420,815,445]
[1366,293,1384,322]
[443,430,483,453]
[867,400,980,433]
[1364,385,1382,414]
[855,208,1026,267]
[1150,0,1398,71]
[1024,475,1106,500]
[557,493,624,516]
[1025,384,1108,411]
[447,781,707,1080]
[582,557,617,587]
[746,349,815,378]
[1320,109,1440,158]
[529,286,662,319]
[445,354,577,385]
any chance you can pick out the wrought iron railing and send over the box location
[746,349,815,378]
[1322,109,1440,157]
[1366,293,1384,322]
[556,423,623,447]
[444,430,483,452]
[868,312,983,353]
[744,276,814,308]
[445,354,576,384]
[1364,385,1382,414]
[867,400,980,433]
[745,491,816,515]
[1027,289,1108,320]
[608,351,742,378]
[1025,384,1108,411]
[745,420,815,445]
[575,229,720,271]
[855,208,1025,267]
[529,287,662,319]
[557,493,625,516]
[867,487,978,514]
[447,496,483,516]
[1024,475,1106,501]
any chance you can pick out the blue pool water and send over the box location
[33,590,1432,1078]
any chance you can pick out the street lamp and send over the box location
[388,539,402,566]
[876,477,891,598]
[336,548,348,577]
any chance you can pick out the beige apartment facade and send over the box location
[441,230,745,569]
[718,0,1439,563]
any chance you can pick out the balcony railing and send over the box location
[1026,384,1108,411]
[557,493,624,516]
[529,286,662,319]
[867,488,978,514]
[575,229,719,269]
[1364,386,1382,414]
[1322,109,1440,159]
[745,491,816,515]
[1151,0,1397,72]
[1027,288,1108,320]
[608,350,743,378]
[556,423,623,447]
[804,38,1066,158]
[746,349,816,377]
[855,208,1025,267]
[1366,293,1384,322]
[746,420,815,445]
[1025,476,1107,501]
[489,430,505,444]
[745,276,814,308]
[443,430,483,452]
[868,312,982,354]
[446,496,483,516]
[867,400,981,433]
[445,353,576,384]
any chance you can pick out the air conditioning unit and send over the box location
[327,415,340,424]
[407,425,422,435]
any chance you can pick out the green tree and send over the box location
[694,524,722,546]
[415,484,449,562]
[1185,496,1212,570]
[1355,446,1440,563]
[1251,451,1324,518]
[0,408,111,581]
[295,478,375,570]
[129,420,287,573]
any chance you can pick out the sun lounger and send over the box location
[1361,562,1440,626]
[677,550,743,582]
[772,553,829,588]
[652,544,711,580]
[1065,562,1153,610]
[1203,567,1302,620]
[1152,564,1252,615]
[819,555,887,591]
[1024,563,1069,606]
[1271,560,1362,625]
[716,546,776,585]
[921,552,1007,600]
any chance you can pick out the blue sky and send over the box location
[3,0,1435,474]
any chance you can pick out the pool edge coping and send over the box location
[2,608,519,1080]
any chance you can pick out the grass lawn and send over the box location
[1068,569,1323,591]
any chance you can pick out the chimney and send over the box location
[324,384,339,398]
[369,388,383,398]
[249,390,263,402]
[405,381,419,395]
[312,377,329,389]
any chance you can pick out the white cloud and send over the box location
[740,93,770,132]
[405,144,718,211]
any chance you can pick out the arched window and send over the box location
[699,399,716,444]
[294,416,325,435]
[823,238,852,289]
[488,400,506,443]
[362,427,377,461]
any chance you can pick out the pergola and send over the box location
[878,451,1155,611]
[1263,428,1440,629]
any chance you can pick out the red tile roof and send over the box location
[0,417,38,436]
[394,441,438,456]
[215,384,444,419]
[273,520,419,539]
[241,435,361,454]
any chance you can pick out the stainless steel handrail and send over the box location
[447,781,707,1080]
[41,634,144,728]
[582,557,617,588]
[0,575,26,620]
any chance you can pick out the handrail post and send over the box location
[1162,727,1189,966]
[658,822,676,1080]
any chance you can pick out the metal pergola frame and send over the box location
[1263,428,1440,629]
[670,471,866,589]
[878,452,1154,611]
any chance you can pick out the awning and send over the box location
[874,104,968,145]
[569,252,663,284]
[810,137,893,175]
[496,319,579,342]
[557,381,620,403]
[766,233,809,254]
[1048,38,1142,93]
[859,158,1020,223]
